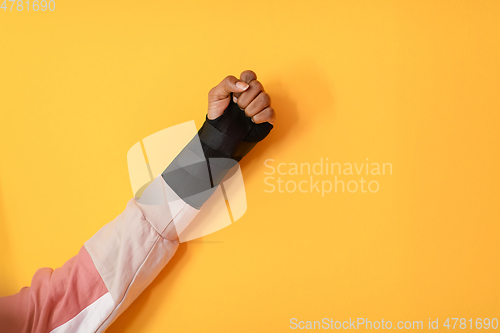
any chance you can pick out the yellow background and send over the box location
[1,0,499,331]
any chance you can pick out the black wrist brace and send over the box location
[161,92,273,208]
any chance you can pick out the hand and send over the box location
[207,70,276,124]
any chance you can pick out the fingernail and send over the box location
[233,95,238,103]
[236,81,249,90]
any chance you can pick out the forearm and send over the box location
[0,177,197,333]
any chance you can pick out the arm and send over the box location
[0,70,275,333]
[0,194,189,333]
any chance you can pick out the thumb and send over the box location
[208,75,249,119]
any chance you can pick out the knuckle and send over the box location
[242,69,256,78]
[265,107,275,120]
[261,92,271,105]
[271,110,277,121]
[224,75,237,84]
[208,87,216,97]
[250,80,263,91]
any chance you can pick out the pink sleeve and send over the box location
[0,176,199,333]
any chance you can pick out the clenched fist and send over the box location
[207,70,276,124]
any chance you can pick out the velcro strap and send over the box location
[199,121,258,159]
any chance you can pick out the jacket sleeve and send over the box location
[0,175,199,333]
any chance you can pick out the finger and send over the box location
[252,106,276,124]
[208,75,249,103]
[241,69,257,83]
[233,70,257,101]
[235,80,264,109]
[244,91,271,118]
